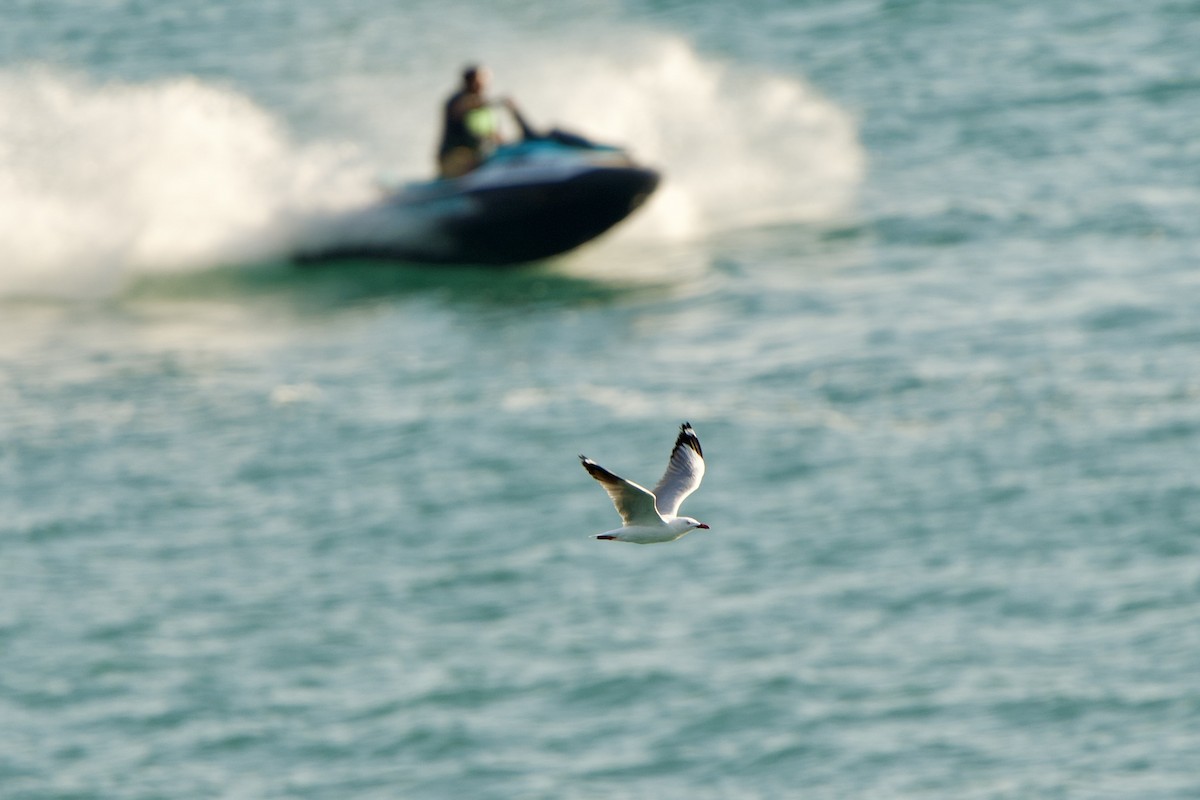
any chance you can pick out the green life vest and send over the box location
[464,106,498,139]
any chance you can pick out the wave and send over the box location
[0,33,863,298]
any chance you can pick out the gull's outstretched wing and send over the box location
[579,456,663,527]
[651,422,705,518]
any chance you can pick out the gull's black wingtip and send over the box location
[675,421,702,457]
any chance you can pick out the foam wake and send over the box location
[0,68,372,298]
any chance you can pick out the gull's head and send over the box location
[673,516,710,532]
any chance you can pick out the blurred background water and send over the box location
[2,1,1199,798]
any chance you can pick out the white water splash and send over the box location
[0,68,372,298]
[502,35,866,239]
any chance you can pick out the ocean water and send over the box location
[2,1,1199,798]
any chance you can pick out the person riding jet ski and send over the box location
[436,64,534,178]
[294,68,660,265]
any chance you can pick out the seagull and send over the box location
[579,422,710,544]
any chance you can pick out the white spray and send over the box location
[0,68,372,298]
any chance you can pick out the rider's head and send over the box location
[462,65,489,93]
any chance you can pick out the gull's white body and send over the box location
[579,423,709,544]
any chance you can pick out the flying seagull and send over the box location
[579,422,710,544]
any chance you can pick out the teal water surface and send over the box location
[3,1,1200,798]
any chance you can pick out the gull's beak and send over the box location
[697,523,710,529]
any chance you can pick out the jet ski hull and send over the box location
[423,166,659,264]
[294,136,660,266]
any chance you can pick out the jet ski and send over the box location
[294,129,660,265]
